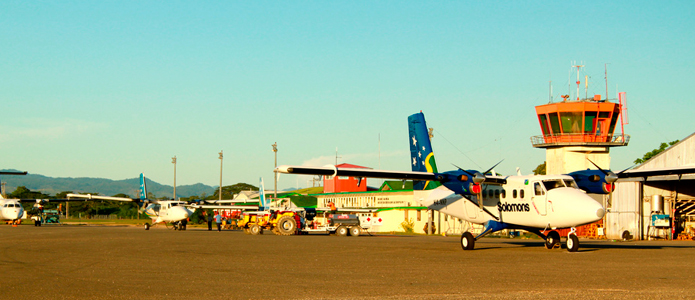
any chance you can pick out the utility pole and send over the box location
[219,150,223,201]
[172,156,177,200]
[272,143,278,200]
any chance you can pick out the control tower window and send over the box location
[538,114,550,136]
[560,112,583,134]
[608,111,619,135]
[548,113,561,134]
[584,111,597,133]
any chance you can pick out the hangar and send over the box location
[609,132,695,240]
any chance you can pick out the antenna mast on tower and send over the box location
[572,62,584,100]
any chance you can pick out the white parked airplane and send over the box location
[1,171,29,224]
[67,174,258,230]
[276,112,695,252]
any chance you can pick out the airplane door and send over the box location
[531,182,547,216]
[161,204,168,218]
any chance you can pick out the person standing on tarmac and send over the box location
[213,211,223,232]
[204,211,213,231]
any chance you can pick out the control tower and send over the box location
[531,70,629,174]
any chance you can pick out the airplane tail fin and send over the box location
[408,112,441,190]
[259,177,268,210]
[138,173,148,206]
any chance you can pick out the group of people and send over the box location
[202,210,225,231]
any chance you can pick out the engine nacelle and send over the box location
[568,169,615,194]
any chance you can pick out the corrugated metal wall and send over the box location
[635,133,695,169]
[606,181,640,240]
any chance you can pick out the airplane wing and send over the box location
[276,165,438,181]
[276,165,507,185]
[18,198,98,203]
[66,193,136,202]
[187,204,259,210]
[0,171,28,175]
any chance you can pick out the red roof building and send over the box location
[323,163,370,193]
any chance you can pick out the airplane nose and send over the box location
[596,208,605,218]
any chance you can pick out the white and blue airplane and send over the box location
[68,174,258,230]
[277,112,695,252]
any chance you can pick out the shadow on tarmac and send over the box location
[498,239,695,251]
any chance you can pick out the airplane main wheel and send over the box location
[336,226,348,237]
[545,231,560,249]
[567,234,579,252]
[461,232,475,250]
[145,223,150,230]
[349,226,361,237]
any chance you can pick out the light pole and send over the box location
[219,150,223,201]
[272,142,277,200]
[172,156,177,200]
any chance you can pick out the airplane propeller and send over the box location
[587,159,618,183]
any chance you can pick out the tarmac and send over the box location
[2,225,695,300]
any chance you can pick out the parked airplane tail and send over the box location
[259,177,268,210]
[138,173,148,203]
[408,112,441,190]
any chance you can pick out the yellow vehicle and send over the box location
[237,210,299,236]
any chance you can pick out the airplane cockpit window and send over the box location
[542,179,565,191]
[534,182,544,196]
[563,179,578,189]
[533,182,545,196]
[170,203,179,207]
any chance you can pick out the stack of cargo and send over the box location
[556,220,604,238]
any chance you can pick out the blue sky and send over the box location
[2,1,694,192]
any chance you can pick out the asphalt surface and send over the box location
[1,225,694,300]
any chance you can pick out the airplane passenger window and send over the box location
[512,190,517,198]
[495,190,500,198]
[520,189,525,199]
[501,190,506,198]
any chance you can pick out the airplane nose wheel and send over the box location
[460,232,475,250]
[567,233,579,252]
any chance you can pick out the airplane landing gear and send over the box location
[145,223,150,230]
[566,227,579,252]
[460,232,475,250]
[544,231,560,249]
